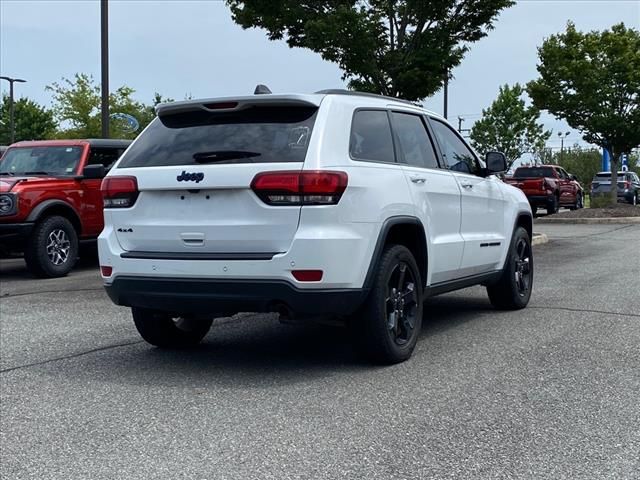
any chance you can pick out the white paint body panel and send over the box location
[99,92,531,294]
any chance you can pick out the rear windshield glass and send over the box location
[0,146,83,176]
[513,167,555,178]
[118,106,318,168]
[595,173,629,179]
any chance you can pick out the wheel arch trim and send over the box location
[26,200,83,234]
[362,216,429,290]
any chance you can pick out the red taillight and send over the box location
[251,171,348,206]
[624,181,631,189]
[101,176,139,208]
[100,265,113,277]
[292,270,323,282]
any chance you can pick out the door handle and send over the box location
[410,176,426,184]
[461,183,474,189]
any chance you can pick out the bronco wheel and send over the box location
[132,308,213,348]
[24,216,78,278]
[351,244,423,364]
[487,227,533,310]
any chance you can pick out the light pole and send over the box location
[0,76,27,143]
[443,68,449,120]
[558,131,570,162]
[100,0,110,138]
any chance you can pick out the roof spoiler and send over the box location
[156,94,321,117]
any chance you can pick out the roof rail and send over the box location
[314,89,416,106]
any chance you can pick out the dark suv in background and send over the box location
[590,171,640,205]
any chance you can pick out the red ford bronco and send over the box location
[0,139,130,277]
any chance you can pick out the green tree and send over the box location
[226,0,515,101]
[0,95,56,144]
[527,22,640,204]
[554,146,602,188]
[629,151,640,176]
[46,73,169,139]
[469,83,551,165]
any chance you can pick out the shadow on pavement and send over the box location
[0,251,99,282]
[45,293,496,388]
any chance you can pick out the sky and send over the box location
[1,0,639,151]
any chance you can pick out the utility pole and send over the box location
[0,76,27,143]
[100,0,110,138]
[457,116,471,137]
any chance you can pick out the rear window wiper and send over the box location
[193,150,262,163]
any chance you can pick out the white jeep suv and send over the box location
[98,89,533,364]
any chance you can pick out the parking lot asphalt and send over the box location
[1,224,639,480]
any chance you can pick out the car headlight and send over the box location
[0,193,17,216]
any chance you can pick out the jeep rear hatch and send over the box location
[107,99,319,256]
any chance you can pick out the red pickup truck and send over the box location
[0,139,130,277]
[505,165,584,214]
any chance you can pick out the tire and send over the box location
[350,245,423,364]
[632,193,638,206]
[132,308,213,348]
[487,227,533,310]
[24,216,78,278]
[547,194,559,214]
[569,192,583,210]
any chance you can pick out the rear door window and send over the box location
[118,106,317,168]
[514,167,555,178]
[88,147,126,171]
[350,110,396,163]
[390,112,439,169]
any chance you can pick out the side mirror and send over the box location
[485,151,508,175]
[82,164,105,179]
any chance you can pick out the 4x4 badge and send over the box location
[177,171,204,183]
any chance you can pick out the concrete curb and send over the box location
[535,217,640,224]
[532,233,549,246]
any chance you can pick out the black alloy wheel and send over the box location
[385,261,419,346]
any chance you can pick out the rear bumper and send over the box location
[105,276,368,318]
[526,195,553,207]
[0,222,34,247]
[591,191,636,202]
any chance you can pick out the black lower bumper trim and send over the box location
[0,222,34,246]
[105,276,368,318]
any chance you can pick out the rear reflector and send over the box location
[100,266,113,277]
[251,171,347,206]
[101,176,139,208]
[292,270,323,282]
